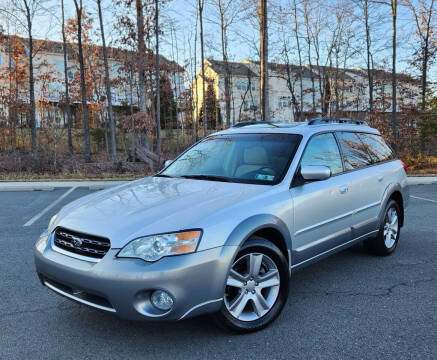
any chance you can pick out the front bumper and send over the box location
[35,236,237,321]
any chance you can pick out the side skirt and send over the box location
[290,230,378,273]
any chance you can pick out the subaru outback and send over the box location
[34,118,409,332]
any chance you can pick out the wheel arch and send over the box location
[224,214,292,268]
[388,191,404,227]
[379,183,405,227]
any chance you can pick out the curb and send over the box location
[0,177,435,191]
[407,177,437,185]
[0,186,55,192]
[0,181,125,191]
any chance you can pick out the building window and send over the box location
[278,96,291,108]
[375,84,385,92]
[243,98,258,111]
[235,79,255,91]
[111,64,121,76]
[55,59,64,72]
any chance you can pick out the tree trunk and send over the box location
[420,0,434,111]
[391,0,397,145]
[303,4,316,113]
[199,0,207,135]
[364,0,374,116]
[61,0,73,154]
[129,69,135,161]
[219,0,231,128]
[23,1,36,153]
[293,0,304,120]
[259,0,269,122]
[135,0,147,113]
[155,0,161,159]
[74,0,91,162]
[97,0,117,160]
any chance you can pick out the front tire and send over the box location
[214,237,289,333]
[365,200,401,256]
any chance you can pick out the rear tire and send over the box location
[365,200,401,256]
[214,237,289,333]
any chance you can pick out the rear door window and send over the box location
[301,133,343,175]
[335,132,374,170]
[357,133,395,163]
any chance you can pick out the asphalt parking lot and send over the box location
[0,183,436,359]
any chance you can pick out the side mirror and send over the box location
[164,159,174,168]
[300,165,331,181]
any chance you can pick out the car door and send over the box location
[335,131,383,238]
[290,132,352,265]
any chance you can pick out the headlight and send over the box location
[48,213,58,230]
[35,229,49,252]
[117,230,202,262]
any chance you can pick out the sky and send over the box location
[0,0,433,81]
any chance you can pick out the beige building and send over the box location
[192,59,421,126]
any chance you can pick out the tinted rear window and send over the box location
[357,133,395,163]
[335,132,374,170]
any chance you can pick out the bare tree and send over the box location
[60,0,73,154]
[188,9,199,141]
[208,0,240,128]
[135,0,147,113]
[22,0,36,153]
[0,0,49,153]
[291,0,304,120]
[387,0,398,143]
[198,0,207,135]
[363,0,374,115]
[275,5,300,120]
[73,0,91,162]
[96,0,117,160]
[406,0,436,111]
[154,0,161,158]
[259,0,269,121]
[303,0,316,112]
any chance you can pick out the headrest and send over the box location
[243,146,268,165]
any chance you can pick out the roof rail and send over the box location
[232,121,277,128]
[308,118,368,126]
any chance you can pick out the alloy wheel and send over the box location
[224,253,280,322]
[383,207,399,248]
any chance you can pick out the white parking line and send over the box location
[411,195,437,204]
[23,187,77,227]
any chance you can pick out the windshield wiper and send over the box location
[179,174,232,182]
[154,174,174,178]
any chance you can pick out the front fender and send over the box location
[224,214,292,250]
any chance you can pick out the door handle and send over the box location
[339,185,349,194]
[377,175,384,182]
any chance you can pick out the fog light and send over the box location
[151,290,173,311]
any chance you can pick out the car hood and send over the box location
[53,176,267,248]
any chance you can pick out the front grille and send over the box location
[54,227,110,259]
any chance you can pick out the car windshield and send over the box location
[159,133,302,185]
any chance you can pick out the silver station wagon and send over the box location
[34,118,409,332]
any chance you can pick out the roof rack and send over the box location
[232,121,277,128]
[308,118,368,126]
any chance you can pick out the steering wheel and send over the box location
[257,166,276,175]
